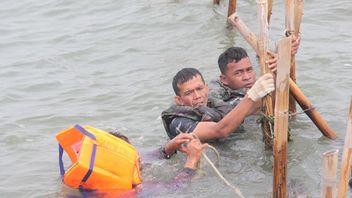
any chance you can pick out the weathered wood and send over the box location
[337,98,352,198]
[286,0,304,114]
[227,0,237,17]
[273,37,291,198]
[227,13,259,54]
[285,0,297,114]
[294,0,304,37]
[267,0,273,23]
[257,0,274,148]
[227,13,337,139]
[321,149,338,198]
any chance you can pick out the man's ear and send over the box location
[174,95,183,105]
[220,74,228,86]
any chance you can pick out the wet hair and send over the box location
[218,47,249,74]
[172,68,205,96]
[109,131,130,144]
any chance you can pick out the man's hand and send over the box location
[247,73,275,102]
[267,51,278,73]
[291,34,300,55]
[164,133,193,155]
[182,139,208,169]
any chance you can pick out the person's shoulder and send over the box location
[208,78,230,101]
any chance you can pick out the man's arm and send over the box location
[192,96,256,141]
[193,73,275,142]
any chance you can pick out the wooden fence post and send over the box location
[272,36,291,198]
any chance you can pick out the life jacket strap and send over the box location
[58,143,65,177]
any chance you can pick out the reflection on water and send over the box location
[0,0,351,197]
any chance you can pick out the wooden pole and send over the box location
[227,0,237,17]
[285,0,297,114]
[272,36,291,198]
[294,0,304,37]
[227,13,337,139]
[337,98,352,198]
[257,0,274,148]
[322,149,338,198]
[286,0,304,114]
[267,0,273,24]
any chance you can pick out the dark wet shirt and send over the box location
[169,117,198,139]
[208,78,247,107]
[161,97,233,139]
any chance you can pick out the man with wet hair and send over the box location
[161,67,274,156]
[209,36,300,107]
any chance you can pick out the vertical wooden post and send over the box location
[227,0,237,17]
[267,0,273,23]
[294,0,304,37]
[257,0,274,148]
[337,98,352,198]
[285,0,297,114]
[322,149,338,198]
[272,36,291,198]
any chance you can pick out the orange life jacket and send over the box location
[56,124,142,191]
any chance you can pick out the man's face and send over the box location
[220,57,256,90]
[175,74,209,107]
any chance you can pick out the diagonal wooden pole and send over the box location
[227,13,337,139]
[272,36,291,198]
[337,98,352,198]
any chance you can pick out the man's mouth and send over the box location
[244,82,254,88]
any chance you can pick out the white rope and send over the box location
[191,133,245,198]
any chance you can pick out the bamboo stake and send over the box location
[321,149,338,198]
[294,0,304,37]
[337,98,352,198]
[257,0,274,148]
[286,0,304,114]
[267,0,273,24]
[227,0,237,17]
[272,36,291,198]
[227,13,337,139]
[285,0,297,114]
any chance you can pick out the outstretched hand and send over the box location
[163,133,194,155]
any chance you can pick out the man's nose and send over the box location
[242,72,251,80]
[193,90,201,98]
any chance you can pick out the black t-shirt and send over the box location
[168,117,198,139]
